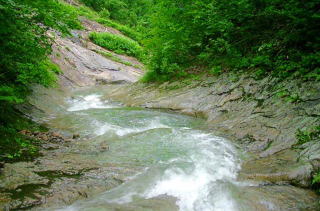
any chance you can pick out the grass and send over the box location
[72,4,141,41]
[294,125,320,146]
[89,32,144,60]
[93,50,141,69]
[95,18,141,41]
[312,172,320,193]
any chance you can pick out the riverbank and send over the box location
[1,85,319,210]
[104,72,320,190]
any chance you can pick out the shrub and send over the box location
[89,32,144,60]
[0,0,81,161]
[142,0,320,82]
[95,18,141,41]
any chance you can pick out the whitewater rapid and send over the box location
[55,94,242,211]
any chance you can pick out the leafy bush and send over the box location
[89,32,144,59]
[0,126,40,162]
[23,0,83,34]
[313,172,320,185]
[79,0,128,23]
[142,0,320,82]
[0,0,81,104]
[95,18,141,41]
[0,0,81,161]
[74,4,142,41]
[79,0,153,28]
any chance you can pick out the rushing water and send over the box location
[28,87,253,211]
[26,86,319,211]
[46,89,240,211]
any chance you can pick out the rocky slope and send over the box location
[50,17,143,88]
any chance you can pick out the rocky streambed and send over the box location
[0,84,318,211]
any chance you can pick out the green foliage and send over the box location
[313,172,320,185]
[0,107,46,162]
[0,0,81,105]
[276,89,302,103]
[22,0,83,34]
[80,0,127,21]
[286,93,302,103]
[142,0,320,82]
[312,172,320,193]
[89,32,144,59]
[73,3,142,41]
[0,134,39,161]
[95,18,141,41]
[0,0,81,162]
[209,66,222,75]
[295,125,320,146]
[94,49,141,68]
[77,5,100,19]
[79,0,153,28]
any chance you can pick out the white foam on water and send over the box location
[56,95,242,211]
[258,200,277,210]
[67,94,116,111]
[142,132,240,211]
[94,118,171,137]
[55,131,240,211]
[88,131,241,211]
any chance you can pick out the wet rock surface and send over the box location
[234,185,319,210]
[103,73,320,205]
[0,134,137,210]
[57,195,179,211]
[19,130,72,143]
[239,149,314,187]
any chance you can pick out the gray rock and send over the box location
[104,73,320,188]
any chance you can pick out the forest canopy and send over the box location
[80,0,320,81]
[140,0,320,81]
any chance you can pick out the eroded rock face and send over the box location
[104,73,320,188]
[233,185,319,210]
[239,149,314,187]
[50,35,142,87]
[0,162,50,191]
[49,16,143,89]
[0,145,137,210]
